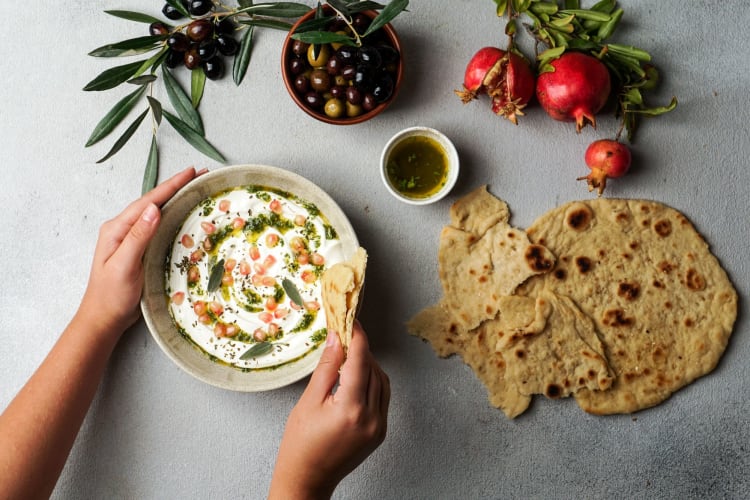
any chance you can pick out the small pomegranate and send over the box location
[578,139,631,196]
[536,52,611,132]
[455,47,536,124]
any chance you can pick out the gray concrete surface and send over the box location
[1,1,748,498]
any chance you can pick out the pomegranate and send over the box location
[455,47,535,124]
[578,139,631,196]
[536,52,611,132]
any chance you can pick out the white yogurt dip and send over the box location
[165,185,345,370]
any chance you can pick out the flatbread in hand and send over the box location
[321,247,367,354]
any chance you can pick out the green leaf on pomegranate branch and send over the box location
[105,10,166,25]
[162,67,205,136]
[164,0,190,18]
[191,69,206,109]
[237,18,294,30]
[559,9,610,22]
[493,0,509,16]
[233,25,255,86]
[590,0,616,13]
[147,96,163,125]
[83,59,147,91]
[233,2,313,18]
[606,43,651,62]
[363,0,408,37]
[628,97,678,117]
[95,108,149,164]
[88,35,168,57]
[142,135,159,195]
[162,110,226,163]
[86,85,147,147]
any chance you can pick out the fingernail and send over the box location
[142,203,159,223]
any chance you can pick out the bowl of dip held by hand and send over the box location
[380,126,459,205]
[140,165,359,391]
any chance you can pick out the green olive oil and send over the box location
[386,135,448,198]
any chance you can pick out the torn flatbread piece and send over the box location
[321,247,367,354]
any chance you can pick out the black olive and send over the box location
[336,45,356,64]
[162,3,185,20]
[345,86,363,105]
[184,46,201,69]
[187,19,213,42]
[309,69,331,93]
[197,40,217,60]
[292,40,309,57]
[289,57,306,76]
[294,75,309,93]
[149,22,170,36]
[188,0,213,16]
[351,13,371,33]
[215,17,236,34]
[215,34,238,56]
[165,49,184,68]
[357,45,382,68]
[362,93,377,111]
[340,65,357,81]
[353,64,376,91]
[167,32,190,52]
[372,74,394,103]
[326,55,342,76]
[303,92,324,110]
[203,57,224,80]
[377,44,400,66]
[330,85,346,100]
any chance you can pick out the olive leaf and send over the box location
[162,67,204,136]
[346,1,387,12]
[96,108,149,163]
[240,341,273,360]
[234,2,312,17]
[128,74,157,85]
[142,135,159,195]
[147,96,163,124]
[363,0,408,37]
[293,16,332,33]
[207,258,226,293]
[88,35,168,57]
[83,59,147,91]
[164,0,190,18]
[233,25,255,86]
[162,110,226,163]
[282,278,304,307]
[326,0,351,17]
[292,30,355,45]
[86,85,147,147]
[105,10,165,25]
[191,69,206,108]
[238,18,294,30]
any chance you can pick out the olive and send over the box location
[289,57,306,76]
[326,55,342,76]
[372,74,394,103]
[340,65,356,81]
[216,34,238,56]
[167,32,190,52]
[303,92,324,110]
[336,45,356,64]
[187,19,213,42]
[292,40,309,57]
[149,22,170,36]
[309,69,331,92]
[215,17,236,35]
[345,86,363,105]
[188,0,213,16]
[334,75,348,86]
[165,49,184,68]
[294,75,309,93]
[197,40,217,60]
[378,45,400,66]
[346,101,363,117]
[357,45,382,68]
[330,85,346,100]
[162,3,185,20]
[351,13,371,33]
[353,65,376,91]
[362,93,377,111]
[184,46,201,69]
[330,31,350,51]
[307,44,330,68]
[202,57,224,80]
[324,98,345,118]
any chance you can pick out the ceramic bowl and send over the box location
[281,6,403,125]
[380,126,460,205]
[140,165,358,391]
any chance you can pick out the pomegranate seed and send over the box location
[301,270,316,283]
[202,237,213,252]
[224,258,237,271]
[258,311,273,323]
[198,314,212,325]
[180,234,195,248]
[218,199,231,212]
[232,217,245,229]
[297,253,310,265]
[209,301,224,315]
[265,297,278,311]
[239,259,252,275]
[193,300,207,315]
[249,245,261,260]
[274,308,289,319]
[268,323,280,336]
[265,233,280,247]
[221,273,234,286]
[214,323,227,337]
[253,328,267,342]
[224,324,239,337]
[304,300,320,311]
[311,253,325,266]
[261,276,277,287]
[290,237,306,253]
[189,249,205,263]
[294,214,307,226]
[171,291,185,305]
[188,266,200,284]
[253,263,266,275]
[269,199,282,214]
[251,274,263,286]
[200,221,216,234]
[263,255,277,268]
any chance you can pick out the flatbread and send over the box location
[321,247,367,354]
[518,199,738,414]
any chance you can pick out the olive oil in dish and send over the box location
[386,135,449,198]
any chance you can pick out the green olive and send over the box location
[346,101,363,118]
[324,98,345,118]
[307,44,330,68]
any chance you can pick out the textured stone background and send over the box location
[1,1,747,498]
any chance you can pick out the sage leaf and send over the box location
[105,10,165,25]
[282,278,304,307]
[207,258,225,293]
[83,59,146,91]
[363,0,408,37]
[147,96,163,125]
[191,68,206,108]
[162,67,204,136]
[86,85,146,147]
[142,135,159,194]
[233,25,255,86]
[88,35,167,57]
[240,341,273,360]
[234,2,312,18]
[163,110,226,163]
[96,108,149,163]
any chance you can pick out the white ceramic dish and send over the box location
[140,165,359,391]
[380,126,459,205]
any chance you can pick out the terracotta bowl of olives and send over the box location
[281,7,403,125]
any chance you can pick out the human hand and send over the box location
[77,166,204,338]
[269,321,390,499]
